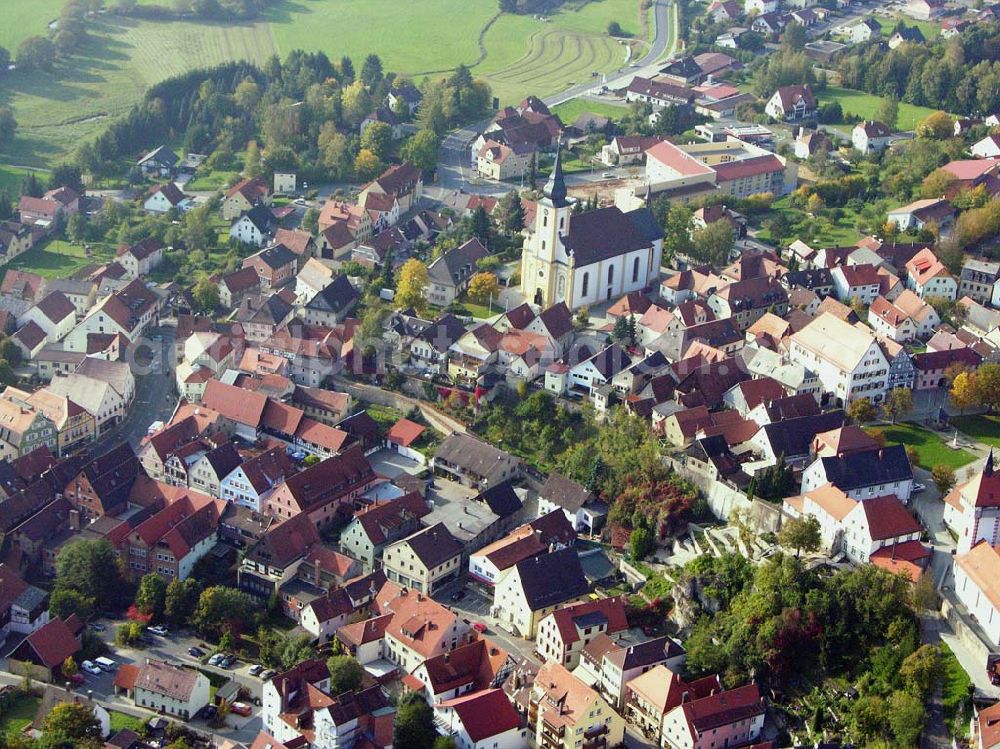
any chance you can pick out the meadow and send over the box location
[0,0,645,169]
[817,86,941,132]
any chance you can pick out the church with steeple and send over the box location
[943,450,1000,553]
[520,146,664,310]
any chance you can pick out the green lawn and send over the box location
[817,86,941,131]
[940,643,973,738]
[108,711,146,734]
[185,169,241,192]
[0,693,40,738]
[951,414,1000,448]
[754,194,863,246]
[2,0,645,169]
[880,18,942,42]
[4,238,116,279]
[552,98,629,124]
[872,422,976,470]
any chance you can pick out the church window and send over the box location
[559,216,565,230]
[581,272,590,296]
[632,257,641,283]
[607,266,614,284]
[542,240,546,250]
[543,210,549,227]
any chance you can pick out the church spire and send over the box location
[544,139,569,208]
[987,449,995,476]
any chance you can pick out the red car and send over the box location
[229,702,252,717]
[472,622,487,633]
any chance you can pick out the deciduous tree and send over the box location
[327,655,364,694]
[778,515,821,557]
[468,272,499,305]
[401,130,439,173]
[847,397,877,425]
[882,387,913,424]
[395,258,429,312]
[353,148,382,181]
[931,464,956,495]
[360,121,393,161]
[135,572,168,620]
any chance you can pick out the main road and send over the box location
[435,0,679,195]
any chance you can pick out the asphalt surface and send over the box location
[91,323,177,457]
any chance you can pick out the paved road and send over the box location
[91,324,177,457]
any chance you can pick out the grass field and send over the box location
[108,711,146,734]
[817,86,940,132]
[1,0,644,167]
[951,414,1000,448]
[0,693,40,738]
[6,238,115,279]
[552,98,629,123]
[754,194,863,246]
[940,643,973,738]
[872,422,976,470]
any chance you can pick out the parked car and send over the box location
[188,647,204,657]
[913,482,926,493]
[248,664,263,676]
[221,655,237,669]
[472,621,487,633]
[208,654,225,666]
[198,705,217,721]
[450,590,466,602]
[81,660,103,675]
[147,625,169,636]
[67,673,85,685]
[89,623,106,632]
[230,702,252,717]
[260,669,276,680]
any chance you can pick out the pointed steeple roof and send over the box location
[986,449,995,476]
[544,142,570,208]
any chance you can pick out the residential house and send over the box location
[477,139,536,181]
[222,178,272,221]
[0,395,57,460]
[219,446,295,511]
[379,583,472,673]
[432,433,520,488]
[47,357,136,434]
[448,323,502,382]
[528,662,624,749]
[659,684,765,749]
[7,615,82,682]
[852,120,892,154]
[18,292,76,342]
[537,472,607,534]
[120,491,226,580]
[707,276,788,331]
[765,85,817,121]
[904,248,958,300]
[972,134,1000,159]
[382,522,464,595]
[303,275,359,327]
[580,636,687,710]
[14,388,94,457]
[116,238,165,279]
[535,596,629,669]
[493,548,590,637]
[237,513,321,601]
[426,238,490,307]
[888,25,927,47]
[788,312,889,406]
[831,263,882,305]
[0,564,49,646]
[625,666,721,744]
[434,690,527,749]
[359,161,423,215]
[848,17,881,42]
[959,259,1000,304]
[137,146,179,178]
[218,267,260,309]
[64,278,162,351]
[887,199,955,234]
[263,449,378,528]
[144,183,190,214]
[62,442,139,520]
[231,205,277,247]
[468,509,576,586]
[801,444,914,501]
[116,660,209,720]
[340,492,430,570]
[244,244,298,291]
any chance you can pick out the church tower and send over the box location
[521,143,576,307]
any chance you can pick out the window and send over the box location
[607,266,614,284]
[581,272,589,297]
[632,257,640,283]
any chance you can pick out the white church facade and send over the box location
[520,149,664,310]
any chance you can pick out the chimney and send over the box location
[314,558,322,588]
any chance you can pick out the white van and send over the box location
[95,657,117,672]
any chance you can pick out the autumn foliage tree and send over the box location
[467,272,499,305]
[395,258,429,312]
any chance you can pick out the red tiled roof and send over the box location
[387,418,425,448]
[438,689,520,742]
[202,380,268,427]
[869,540,931,581]
[548,597,629,647]
[16,617,80,668]
[713,154,784,181]
[859,495,921,540]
